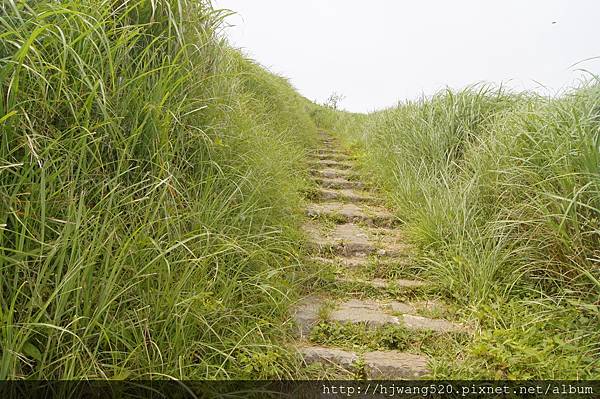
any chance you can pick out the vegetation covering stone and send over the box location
[293,132,470,379]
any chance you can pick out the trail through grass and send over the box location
[2,0,598,382]
[313,84,600,378]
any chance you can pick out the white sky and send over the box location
[213,1,600,112]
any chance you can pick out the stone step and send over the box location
[303,223,410,258]
[298,345,429,379]
[335,276,427,290]
[329,299,398,326]
[304,223,373,256]
[293,296,323,337]
[330,299,463,333]
[310,168,354,179]
[364,351,429,379]
[310,256,410,270]
[298,345,357,370]
[314,148,347,155]
[310,159,353,169]
[312,153,352,162]
[315,188,379,204]
[306,202,396,227]
[294,297,464,335]
[315,177,362,190]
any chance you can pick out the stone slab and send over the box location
[329,299,400,326]
[298,345,358,368]
[335,277,426,290]
[310,159,353,169]
[311,168,353,179]
[364,351,430,379]
[315,177,362,190]
[293,296,322,337]
[306,202,395,226]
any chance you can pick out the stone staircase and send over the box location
[293,132,467,379]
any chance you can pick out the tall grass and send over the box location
[319,84,600,378]
[0,0,316,379]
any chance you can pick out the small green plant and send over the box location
[317,300,337,320]
[352,357,367,380]
[308,321,462,356]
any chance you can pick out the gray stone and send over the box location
[387,302,417,314]
[363,351,430,379]
[306,202,361,219]
[336,256,371,268]
[302,221,323,238]
[329,299,400,326]
[313,152,351,161]
[298,345,358,368]
[316,188,377,204]
[302,222,326,250]
[340,189,378,203]
[295,140,458,380]
[330,224,372,255]
[316,188,348,201]
[306,202,395,226]
[315,149,347,156]
[371,228,413,256]
[296,297,462,334]
[311,159,353,169]
[312,168,352,179]
[334,277,390,288]
[315,177,361,190]
[293,296,322,337]
[303,223,373,255]
[336,277,427,290]
[386,300,447,316]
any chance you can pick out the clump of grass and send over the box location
[0,0,317,379]
[309,321,467,357]
[316,83,600,378]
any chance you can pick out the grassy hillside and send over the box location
[0,0,317,379]
[315,84,600,378]
[2,0,598,383]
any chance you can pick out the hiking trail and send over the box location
[292,131,468,379]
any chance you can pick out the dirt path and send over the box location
[292,132,467,379]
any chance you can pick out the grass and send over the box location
[309,321,469,359]
[0,0,319,379]
[2,0,598,382]
[314,83,600,378]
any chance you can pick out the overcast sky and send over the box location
[213,1,600,112]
